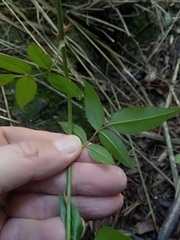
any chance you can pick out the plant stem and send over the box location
[55,1,72,240]
[55,0,68,77]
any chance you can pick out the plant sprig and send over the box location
[1,2,180,240]
[55,1,82,239]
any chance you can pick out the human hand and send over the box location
[0,127,126,240]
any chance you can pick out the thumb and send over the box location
[0,135,82,193]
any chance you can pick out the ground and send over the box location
[0,1,180,240]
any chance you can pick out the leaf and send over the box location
[0,74,15,86]
[48,72,82,99]
[175,153,180,164]
[84,80,104,130]
[59,122,87,144]
[59,194,83,240]
[95,227,133,240]
[27,43,52,70]
[59,194,66,228]
[0,53,32,74]
[99,129,133,168]
[15,76,37,108]
[109,106,180,134]
[87,144,114,165]
[71,201,83,240]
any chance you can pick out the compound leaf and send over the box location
[95,227,133,240]
[84,80,104,130]
[99,129,133,168]
[87,144,114,165]
[15,76,37,108]
[59,122,87,144]
[0,53,31,74]
[109,106,180,134]
[0,74,15,87]
[48,72,82,99]
[59,194,83,240]
[27,43,52,70]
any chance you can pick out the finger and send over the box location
[5,193,123,220]
[16,163,127,196]
[0,127,66,144]
[0,135,82,193]
[0,217,65,240]
[0,127,95,163]
[0,128,8,146]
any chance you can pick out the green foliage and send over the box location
[1,7,180,239]
[27,43,53,70]
[0,74,15,86]
[109,106,180,134]
[84,80,104,130]
[71,201,83,240]
[15,76,37,109]
[48,72,82,99]
[59,194,83,240]
[59,194,66,227]
[99,129,133,168]
[95,226,133,240]
[87,144,114,165]
[175,153,180,164]
[0,53,32,74]
[59,122,87,144]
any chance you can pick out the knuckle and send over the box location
[17,141,43,161]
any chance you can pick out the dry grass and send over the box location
[1,1,180,239]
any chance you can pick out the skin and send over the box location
[0,127,127,240]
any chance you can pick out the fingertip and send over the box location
[53,135,82,155]
[117,168,127,190]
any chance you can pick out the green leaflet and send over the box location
[71,201,83,240]
[87,144,114,165]
[0,74,15,87]
[0,53,31,74]
[48,72,82,99]
[109,106,180,134]
[175,153,180,164]
[99,129,133,168]
[59,194,66,228]
[95,227,133,240]
[84,80,104,130]
[59,122,87,144]
[15,76,37,108]
[59,194,83,240]
[27,43,53,70]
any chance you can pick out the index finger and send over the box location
[0,127,94,163]
[0,127,65,143]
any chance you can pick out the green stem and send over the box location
[84,130,98,148]
[55,1,72,240]
[55,0,68,77]
[84,124,109,148]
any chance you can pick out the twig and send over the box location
[163,57,180,189]
[107,0,131,37]
[158,181,180,240]
[0,115,19,124]
[162,122,179,187]
[1,87,13,126]
[158,57,180,240]
[137,132,180,145]
[128,135,158,231]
